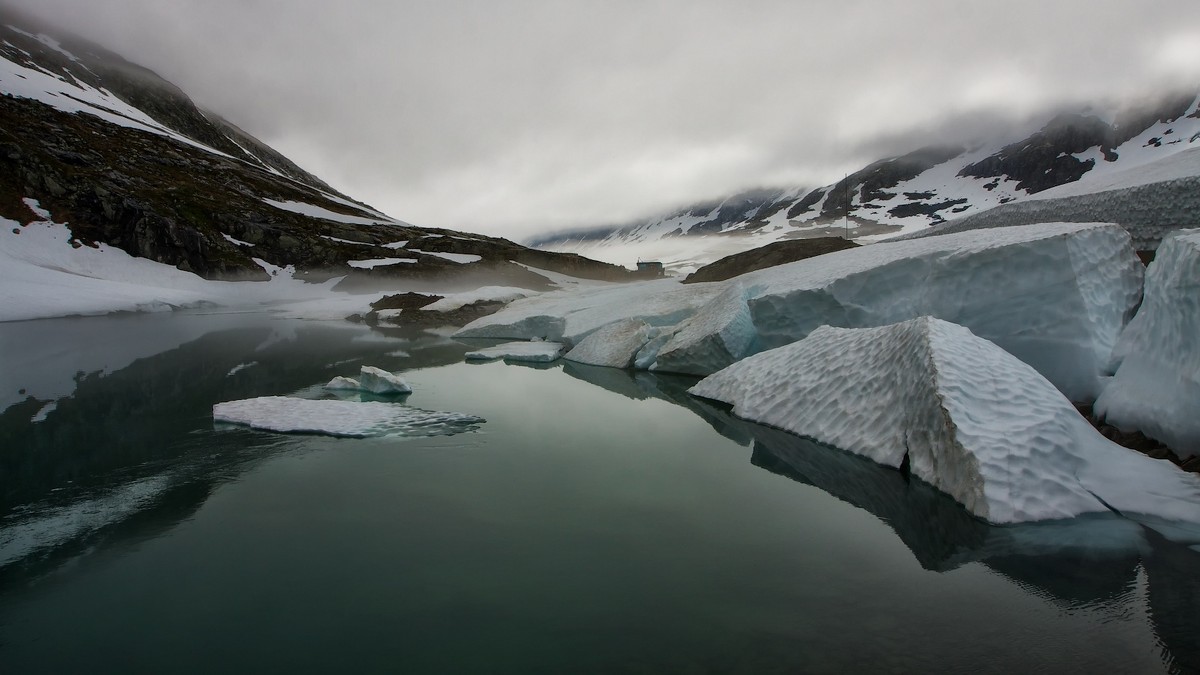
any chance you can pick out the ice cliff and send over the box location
[688,317,1200,538]
[461,222,1143,401]
[1096,229,1200,457]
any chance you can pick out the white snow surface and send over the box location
[420,286,535,312]
[456,278,723,345]
[358,366,412,394]
[262,199,394,226]
[464,341,564,363]
[347,257,418,269]
[409,250,482,264]
[222,233,254,247]
[213,396,483,438]
[1096,229,1200,457]
[689,317,1200,537]
[563,319,655,369]
[467,223,1143,400]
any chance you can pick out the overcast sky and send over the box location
[9,1,1200,239]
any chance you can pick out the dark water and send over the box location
[1,313,1197,674]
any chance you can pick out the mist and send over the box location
[7,0,1200,240]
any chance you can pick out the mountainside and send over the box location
[535,91,1200,271]
[0,10,630,292]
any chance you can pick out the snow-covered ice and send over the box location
[651,282,757,376]
[1096,229,1200,457]
[213,396,483,438]
[455,278,722,345]
[563,319,655,369]
[689,317,1200,539]
[467,223,1142,400]
[464,341,564,363]
[358,366,412,394]
[324,376,361,391]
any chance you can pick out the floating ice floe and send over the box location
[1096,229,1200,457]
[688,317,1200,540]
[459,223,1142,400]
[324,376,362,391]
[464,340,564,363]
[213,396,483,438]
[359,366,412,394]
[323,366,411,394]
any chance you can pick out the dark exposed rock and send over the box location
[683,237,860,284]
[958,113,1112,193]
[373,299,508,328]
[370,292,443,312]
[0,12,632,289]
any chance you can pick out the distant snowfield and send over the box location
[0,203,388,322]
[0,201,612,324]
[262,198,398,226]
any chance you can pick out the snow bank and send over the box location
[1096,229,1200,457]
[213,397,482,438]
[689,317,1200,538]
[464,341,564,363]
[262,199,394,226]
[563,319,655,369]
[409,250,482,264]
[455,279,722,345]
[420,286,535,312]
[347,257,417,269]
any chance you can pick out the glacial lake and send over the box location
[1,312,1197,674]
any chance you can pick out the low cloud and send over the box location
[9,0,1200,239]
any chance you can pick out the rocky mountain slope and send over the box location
[535,90,1200,268]
[0,9,631,293]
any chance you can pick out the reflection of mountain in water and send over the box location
[0,315,470,584]
[561,362,1200,672]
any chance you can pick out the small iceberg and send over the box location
[323,366,412,394]
[464,340,563,363]
[213,396,484,438]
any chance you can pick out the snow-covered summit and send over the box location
[536,92,1200,270]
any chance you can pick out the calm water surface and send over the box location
[1,313,1197,674]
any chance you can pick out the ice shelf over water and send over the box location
[460,223,1142,400]
[689,317,1200,539]
[464,341,564,363]
[563,319,656,369]
[213,397,483,438]
[1096,229,1200,457]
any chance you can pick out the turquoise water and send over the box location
[1,313,1197,673]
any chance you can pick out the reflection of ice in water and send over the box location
[0,475,171,568]
[213,396,484,438]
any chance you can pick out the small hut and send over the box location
[635,260,665,278]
